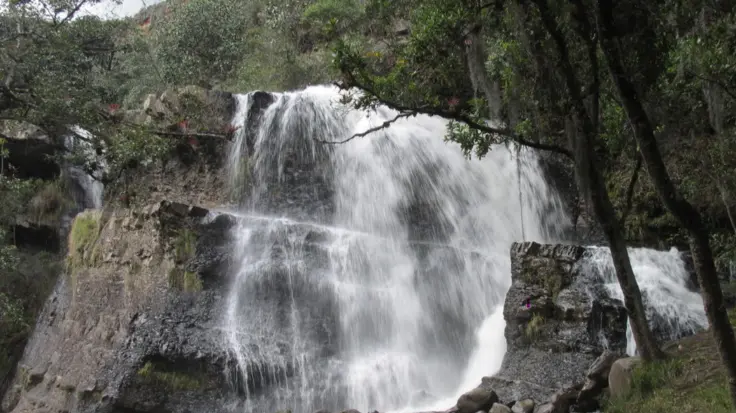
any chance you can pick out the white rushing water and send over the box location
[581,246,708,356]
[223,85,569,413]
[221,85,708,413]
[64,126,105,209]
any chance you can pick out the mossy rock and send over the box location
[519,257,571,299]
[136,360,214,392]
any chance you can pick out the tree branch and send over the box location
[333,80,573,158]
[619,155,642,226]
[150,130,230,140]
[686,70,736,101]
[57,0,89,26]
[314,111,415,144]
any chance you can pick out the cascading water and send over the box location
[223,85,569,413]
[581,246,708,356]
[220,85,709,413]
[64,126,105,210]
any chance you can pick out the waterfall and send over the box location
[581,246,708,356]
[222,85,569,413]
[64,126,105,210]
[220,84,708,413]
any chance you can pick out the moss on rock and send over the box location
[136,360,212,391]
[67,210,103,272]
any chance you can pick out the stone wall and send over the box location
[1,201,237,413]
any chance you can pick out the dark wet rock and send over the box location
[576,350,619,410]
[456,386,499,413]
[489,242,628,405]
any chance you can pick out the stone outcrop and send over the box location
[484,242,628,407]
[607,357,643,399]
[1,201,238,413]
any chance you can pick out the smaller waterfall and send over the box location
[581,246,708,355]
[64,126,105,209]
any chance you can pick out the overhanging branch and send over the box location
[150,130,230,140]
[315,111,415,144]
[333,79,573,158]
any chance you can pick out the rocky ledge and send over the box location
[1,201,238,413]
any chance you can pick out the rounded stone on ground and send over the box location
[489,402,512,413]
[607,356,643,398]
[456,387,500,413]
[511,399,535,413]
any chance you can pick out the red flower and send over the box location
[448,97,460,107]
[108,103,120,113]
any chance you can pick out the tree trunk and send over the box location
[566,114,665,362]
[596,0,736,404]
[531,0,665,361]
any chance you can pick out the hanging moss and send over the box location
[67,210,103,273]
[168,268,203,292]
[172,228,196,264]
[525,313,545,341]
[137,361,209,391]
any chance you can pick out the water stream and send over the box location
[221,85,707,413]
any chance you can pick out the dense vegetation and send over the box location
[1,0,736,409]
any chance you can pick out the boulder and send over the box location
[456,386,499,413]
[490,403,512,413]
[608,357,643,398]
[548,383,581,413]
[488,242,628,403]
[576,350,619,410]
[534,403,554,413]
[511,399,534,413]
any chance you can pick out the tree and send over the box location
[595,0,736,404]
[332,0,665,360]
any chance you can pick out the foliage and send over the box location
[154,0,250,87]
[604,334,731,413]
[302,0,364,39]
[0,176,41,227]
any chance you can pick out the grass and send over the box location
[525,313,545,341]
[137,361,208,391]
[603,327,734,413]
[67,210,102,271]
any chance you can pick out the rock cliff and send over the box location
[1,201,237,413]
[483,241,628,407]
